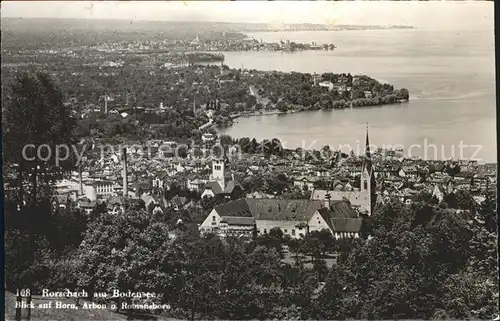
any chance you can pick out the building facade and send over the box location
[199,198,362,240]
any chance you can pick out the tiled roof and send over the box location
[220,216,255,226]
[314,201,362,233]
[294,175,322,183]
[214,198,253,217]
[204,181,223,194]
[247,199,323,221]
[213,198,324,221]
[224,179,244,194]
[329,218,363,233]
[310,189,364,206]
[326,200,359,219]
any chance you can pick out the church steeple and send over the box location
[212,156,227,191]
[360,123,376,216]
[362,123,373,175]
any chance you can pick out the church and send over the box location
[311,127,377,216]
[201,156,245,199]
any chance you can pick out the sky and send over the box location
[1,1,494,30]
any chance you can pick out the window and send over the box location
[291,229,295,236]
[264,229,267,234]
[284,229,287,233]
[364,181,368,190]
[212,216,216,222]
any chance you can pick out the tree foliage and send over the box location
[3,71,76,206]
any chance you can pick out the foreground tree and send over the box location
[311,200,499,319]
[75,208,176,307]
[3,71,76,207]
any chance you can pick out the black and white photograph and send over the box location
[1,1,498,320]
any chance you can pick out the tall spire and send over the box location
[104,93,108,114]
[362,123,372,175]
[122,147,128,198]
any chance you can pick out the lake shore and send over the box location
[225,99,409,125]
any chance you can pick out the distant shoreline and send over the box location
[222,100,409,127]
[1,17,414,32]
[245,26,415,32]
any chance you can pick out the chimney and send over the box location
[325,192,331,209]
[135,181,140,198]
[122,148,128,198]
[79,164,84,195]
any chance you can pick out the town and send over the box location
[32,130,497,238]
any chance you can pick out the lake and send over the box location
[219,29,496,162]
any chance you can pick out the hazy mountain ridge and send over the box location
[0,17,413,50]
[1,17,414,34]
